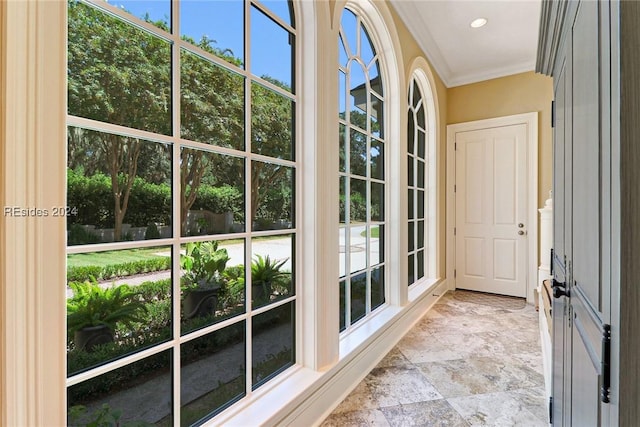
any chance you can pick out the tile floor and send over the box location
[320,291,547,427]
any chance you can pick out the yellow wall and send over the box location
[447,71,554,208]
[388,5,449,277]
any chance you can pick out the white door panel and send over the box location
[455,124,528,297]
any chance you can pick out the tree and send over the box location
[68,1,170,240]
[250,80,294,225]
[179,40,244,234]
[68,0,294,237]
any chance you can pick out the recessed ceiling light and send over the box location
[470,18,488,28]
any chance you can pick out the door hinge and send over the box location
[601,324,611,403]
[454,269,457,278]
[549,396,553,424]
[454,184,457,193]
[454,142,457,151]
[551,100,556,128]
[454,227,456,236]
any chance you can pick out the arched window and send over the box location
[338,7,386,332]
[407,73,437,286]
[65,0,297,423]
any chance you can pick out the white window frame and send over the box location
[65,0,301,423]
[1,1,448,425]
[338,5,388,332]
[407,64,440,297]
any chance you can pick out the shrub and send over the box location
[181,241,229,289]
[339,192,367,222]
[144,222,161,239]
[67,266,103,283]
[67,169,248,229]
[135,279,171,303]
[221,264,245,306]
[67,280,147,336]
[67,168,171,228]
[67,223,101,245]
[192,184,243,222]
[67,257,171,283]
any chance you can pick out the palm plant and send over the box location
[67,278,147,336]
[251,255,290,304]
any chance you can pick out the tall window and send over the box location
[66,0,296,424]
[407,78,427,286]
[338,8,386,332]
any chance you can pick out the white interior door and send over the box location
[455,124,528,297]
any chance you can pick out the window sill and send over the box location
[409,277,441,302]
[214,278,447,427]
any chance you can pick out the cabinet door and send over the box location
[567,1,612,425]
[552,50,572,426]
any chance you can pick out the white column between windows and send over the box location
[1,1,67,425]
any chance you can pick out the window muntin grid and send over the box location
[338,7,386,332]
[65,0,297,424]
[407,79,427,286]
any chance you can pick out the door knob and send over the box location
[552,279,569,298]
[553,286,570,298]
[518,223,524,228]
[518,230,524,235]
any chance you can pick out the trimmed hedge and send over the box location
[67,168,244,227]
[67,258,171,283]
[67,169,171,228]
[192,184,243,222]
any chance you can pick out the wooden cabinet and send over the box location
[537,1,640,425]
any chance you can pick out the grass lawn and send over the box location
[359,226,380,238]
[67,235,287,269]
[67,247,169,268]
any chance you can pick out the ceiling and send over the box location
[391,0,542,88]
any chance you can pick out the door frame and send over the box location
[446,112,539,303]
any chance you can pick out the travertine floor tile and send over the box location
[416,357,543,398]
[377,347,412,369]
[380,400,470,427]
[447,391,545,426]
[321,291,547,426]
[365,365,443,407]
[321,408,391,427]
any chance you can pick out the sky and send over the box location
[107,0,293,89]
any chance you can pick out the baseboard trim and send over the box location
[277,279,448,426]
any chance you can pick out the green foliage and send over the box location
[68,0,173,241]
[67,169,113,228]
[181,241,230,289]
[67,279,172,375]
[68,403,152,427]
[339,192,368,223]
[67,257,171,283]
[251,255,290,286]
[221,264,246,306]
[67,266,103,283]
[68,223,102,245]
[67,279,147,335]
[68,167,246,228]
[192,185,243,222]
[144,222,161,240]
[67,0,295,236]
[67,168,171,228]
[126,177,172,226]
[135,279,171,303]
[68,1,171,133]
